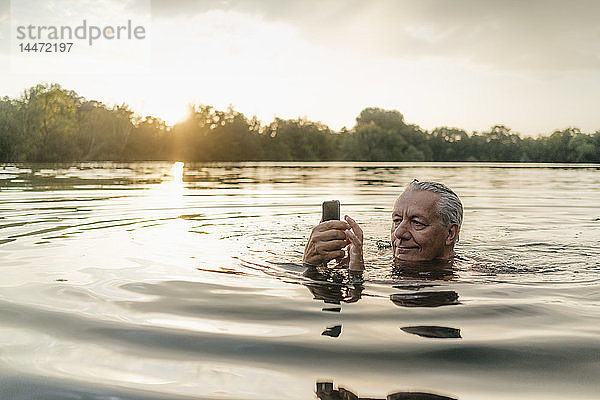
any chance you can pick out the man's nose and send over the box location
[394,221,411,240]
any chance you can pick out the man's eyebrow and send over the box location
[393,212,428,220]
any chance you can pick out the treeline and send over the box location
[1,83,599,162]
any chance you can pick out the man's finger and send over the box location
[322,249,345,261]
[317,220,350,231]
[345,229,360,245]
[317,239,348,251]
[315,229,347,241]
[344,215,363,239]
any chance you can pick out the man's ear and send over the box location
[445,223,460,245]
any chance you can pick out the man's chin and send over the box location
[393,250,455,266]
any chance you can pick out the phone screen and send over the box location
[322,200,340,221]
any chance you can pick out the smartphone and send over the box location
[322,200,340,221]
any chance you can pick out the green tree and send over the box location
[123,116,169,160]
[567,132,596,162]
[75,100,133,160]
[348,108,429,161]
[2,82,599,163]
[543,128,578,162]
[0,97,19,161]
[430,127,469,161]
[16,83,78,161]
[479,125,522,161]
[265,117,334,161]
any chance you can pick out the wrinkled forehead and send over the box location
[393,190,441,218]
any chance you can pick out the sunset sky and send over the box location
[1,0,599,135]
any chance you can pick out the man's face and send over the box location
[391,190,454,262]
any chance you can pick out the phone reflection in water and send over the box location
[303,266,364,305]
[303,266,364,338]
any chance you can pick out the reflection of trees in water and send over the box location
[316,381,457,400]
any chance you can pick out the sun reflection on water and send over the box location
[172,161,184,183]
[163,161,185,204]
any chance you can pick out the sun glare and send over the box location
[171,161,184,183]
[163,161,185,205]
[152,101,190,126]
[133,84,191,126]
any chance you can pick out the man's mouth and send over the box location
[394,242,419,253]
[395,246,418,251]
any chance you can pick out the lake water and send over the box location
[0,162,599,400]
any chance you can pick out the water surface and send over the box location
[1,162,599,399]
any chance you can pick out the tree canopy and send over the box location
[0,83,598,163]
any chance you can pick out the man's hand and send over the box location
[303,219,350,267]
[303,215,364,271]
[342,215,364,271]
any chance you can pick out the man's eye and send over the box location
[412,220,425,227]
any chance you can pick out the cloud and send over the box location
[2,0,599,134]
[149,0,600,72]
[4,0,600,72]
[0,1,9,44]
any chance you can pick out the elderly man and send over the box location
[303,180,463,271]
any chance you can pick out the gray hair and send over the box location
[404,180,463,228]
